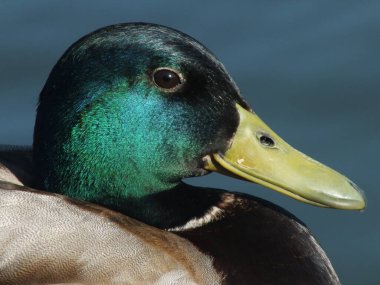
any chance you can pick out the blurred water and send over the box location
[0,1,379,284]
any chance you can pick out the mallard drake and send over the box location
[0,23,365,284]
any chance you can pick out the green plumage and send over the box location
[34,23,244,211]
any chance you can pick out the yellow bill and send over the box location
[204,104,365,210]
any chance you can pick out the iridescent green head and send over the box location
[34,23,365,211]
[33,23,248,202]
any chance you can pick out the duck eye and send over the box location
[259,135,275,147]
[153,68,183,91]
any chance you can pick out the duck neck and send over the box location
[36,146,182,204]
[34,89,206,205]
[92,182,224,229]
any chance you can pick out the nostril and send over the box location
[259,135,275,147]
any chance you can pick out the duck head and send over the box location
[33,23,365,210]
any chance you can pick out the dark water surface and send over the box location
[1,1,379,284]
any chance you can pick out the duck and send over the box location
[0,23,365,285]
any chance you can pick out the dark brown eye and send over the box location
[153,68,183,91]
